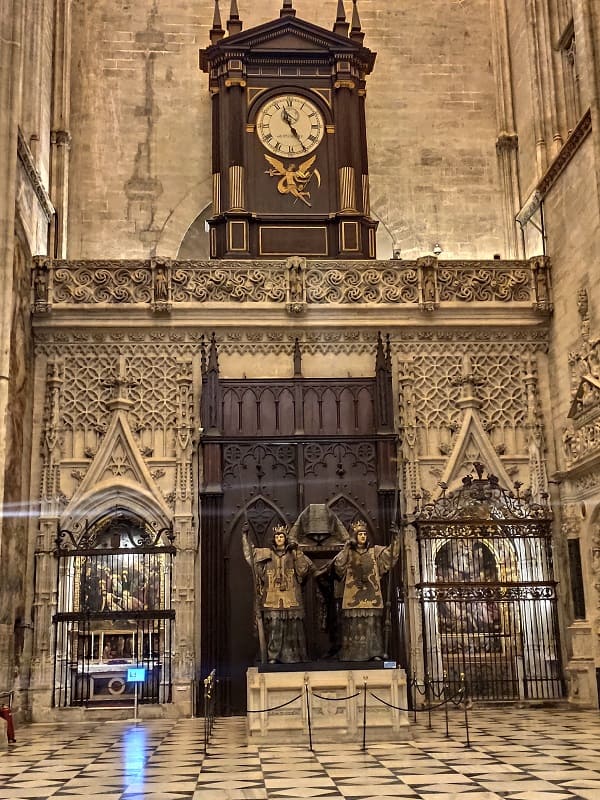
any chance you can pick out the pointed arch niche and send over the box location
[412,464,564,702]
[198,333,397,714]
[53,509,176,708]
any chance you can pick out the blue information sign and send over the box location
[127,667,147,682]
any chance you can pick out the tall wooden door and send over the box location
[199,335,397,714]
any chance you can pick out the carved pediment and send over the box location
[438,408,513,493]
[568,374,600,423]
[61,408,171,526]
[202,16,374,63]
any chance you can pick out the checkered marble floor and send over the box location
[1,707,600,800]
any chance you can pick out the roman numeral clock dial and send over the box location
[256,94,324,156]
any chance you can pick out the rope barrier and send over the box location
[246,692,303,713]
[310,690,361,701]
[243,670,472,751]
[368,687,464,713]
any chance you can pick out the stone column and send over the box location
[573,0,600,208]
[0,0,25,688]
[48,0,73,258]
[490,0,522,258]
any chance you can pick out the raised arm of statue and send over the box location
[376,527,401,574]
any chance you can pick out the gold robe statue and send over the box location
[243,526,314,664]
[333,522,400,661]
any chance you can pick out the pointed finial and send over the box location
[208,332,219,372]
[333,0,349,36]
[375,331,386,372]
[385,333,392,371]
[350,0,364,43]
[293,338,302,377]
[210,0,225,43]
[280,0,296,17]
[227,0,243,35]
[200,335,207,374]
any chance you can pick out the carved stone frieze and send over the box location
[305,262,419,303]
[436,261,532,303]
[53,261,152,304]
[563,287,600,470]
[35,327,550,357]
[570,470,600,494]
[32,258,549,308]
[171,263,287,303]
[562,420,600,468]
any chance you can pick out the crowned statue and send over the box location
[332,519,400,661]
[242,522,314,664]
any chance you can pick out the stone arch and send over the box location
[154,178,212,258]
[60,480,172,535]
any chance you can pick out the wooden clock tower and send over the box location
[200,0,378,259]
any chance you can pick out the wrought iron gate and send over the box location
[414,467,564,701]
[53,512,175,707]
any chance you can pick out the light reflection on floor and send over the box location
[122,725,147,784]
[1,707,600,799]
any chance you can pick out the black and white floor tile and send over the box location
[1,707,600,799]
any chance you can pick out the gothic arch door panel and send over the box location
[199,335,396,715]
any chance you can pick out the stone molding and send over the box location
[17,128,55,221]
[34,327,550,357]
[537,108,592,197]
[32,257,552,309]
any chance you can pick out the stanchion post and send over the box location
[203,671,215,754]
[305,677,313,752]
[460,672,471,749]
[425,673,432,729]
[412,672,418,723]
[361,678,367,752]
[443,671,449,738]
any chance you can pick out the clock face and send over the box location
[256,94,325,157]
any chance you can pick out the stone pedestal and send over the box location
[566,622,599,708]
[247,665,410,744]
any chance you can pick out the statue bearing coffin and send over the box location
[243,506,400,664]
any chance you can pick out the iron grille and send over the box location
[53,513,175,708]
[413,466,564,702]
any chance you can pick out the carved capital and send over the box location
[51,129,72,148]
[496,131,519,152]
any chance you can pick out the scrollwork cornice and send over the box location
[34,258,548,309]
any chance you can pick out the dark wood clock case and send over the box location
[200,9,378,259]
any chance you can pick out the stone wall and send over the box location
[0,236,35,694]
[66,0,505,261]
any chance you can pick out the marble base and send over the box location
[247,665,410,743]
[567,658,599,708]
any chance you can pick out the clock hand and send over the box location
[280,108,307,150]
